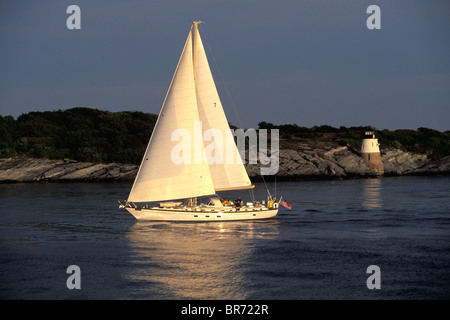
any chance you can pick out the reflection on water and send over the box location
[125,221,279,299]
[359,178,385,239]
[361,178,382,209]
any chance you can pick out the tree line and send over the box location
[0,108,157,164]
[0,108,448,164]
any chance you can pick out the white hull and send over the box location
[126,206,278,221]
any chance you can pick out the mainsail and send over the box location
[127,22,252,204]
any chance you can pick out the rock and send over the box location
[335,152,371,176]
[249,146,449,180]
[0,157,138,183]
[252,146,377,180]
[382,149,428,175]
[413,155,450,175]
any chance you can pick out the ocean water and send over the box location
[0,176,449,300]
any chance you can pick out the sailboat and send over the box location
[119,21,280,221]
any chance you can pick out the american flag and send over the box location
[279,199,292,210]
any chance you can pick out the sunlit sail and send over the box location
[119,21,281,221]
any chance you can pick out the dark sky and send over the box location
[1,0,449,131]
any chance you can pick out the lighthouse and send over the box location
[361,131,384,175]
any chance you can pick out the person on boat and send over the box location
[222,198,229,206]
[235,197,242,210]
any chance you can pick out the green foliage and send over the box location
[0,108,157,164]
[377,127,450,160]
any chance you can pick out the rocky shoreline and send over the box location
[251,146,450,181]
[0,146,449,183]
[0,158,137,183]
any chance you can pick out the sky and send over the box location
[0,0,449,131]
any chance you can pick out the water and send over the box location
[0,176,449,300]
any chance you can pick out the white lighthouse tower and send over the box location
[361,131,384,175]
